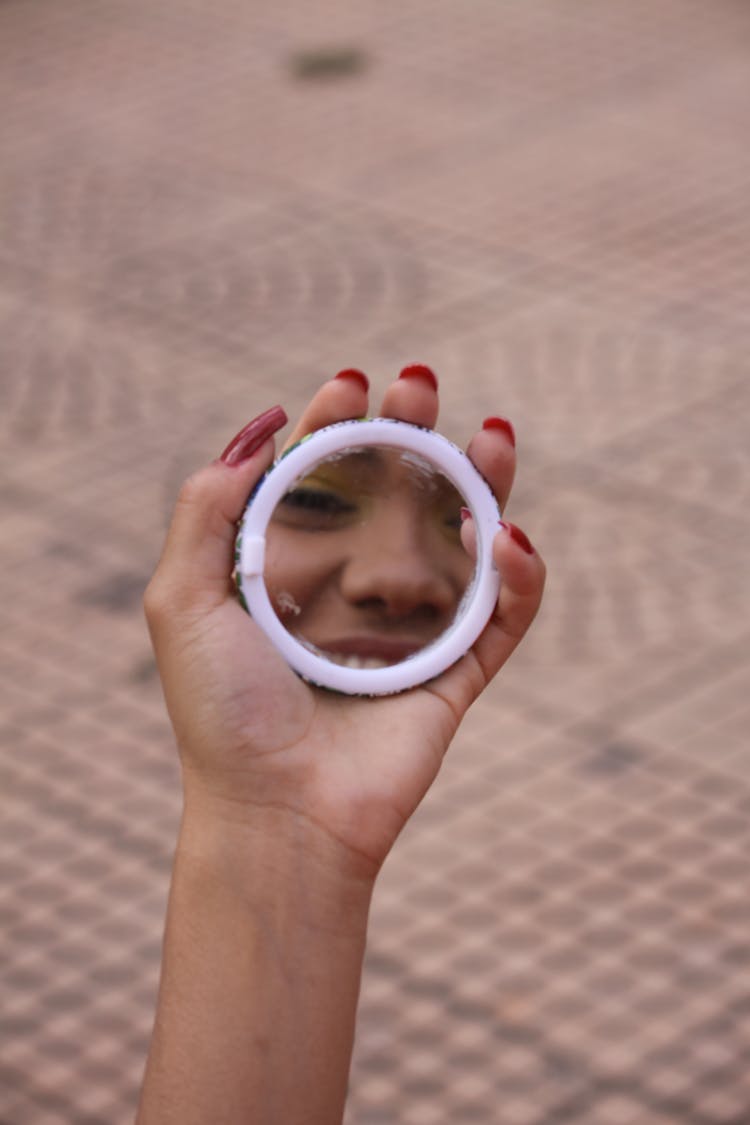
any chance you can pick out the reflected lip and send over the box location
[314,636,424,663]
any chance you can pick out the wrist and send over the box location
[177,790,376,940]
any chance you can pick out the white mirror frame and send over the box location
[235,418,501,695]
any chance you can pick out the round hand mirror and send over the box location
[235,418,501,695]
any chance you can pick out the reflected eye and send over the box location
[275,487,358,530]
[441,505,464,541]
[282,488,353,514]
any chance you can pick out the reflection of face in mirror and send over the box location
[263,445,474,668]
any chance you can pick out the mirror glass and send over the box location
[262,444,475,669]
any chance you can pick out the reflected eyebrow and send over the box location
[304,449,384,489]
[309,448,464,504]
[332,448,383,470]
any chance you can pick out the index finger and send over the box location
[283,369,370,448]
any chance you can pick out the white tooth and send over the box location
[328,654,389,669]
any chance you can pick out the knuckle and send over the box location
[143,574,171,623]
[175,467,212,512]
[144,571,203,629]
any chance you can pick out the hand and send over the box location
[144,366,546,877]
[139,366,546,1124]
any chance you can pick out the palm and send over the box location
[180,596,458,866]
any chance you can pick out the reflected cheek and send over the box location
[264,529,343,625]
[452,550,475,591]
[424,525,475,596]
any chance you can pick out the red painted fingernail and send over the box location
[398,363,438,391]
[219,406,288,466]
[334,368,369,392]
[499,520,534,555]
[460,507,472,522]
[482,416,516,447]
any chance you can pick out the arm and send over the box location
[136,369,545,1124]
[137,804,372,1125]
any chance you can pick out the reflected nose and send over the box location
[339,504,460,620]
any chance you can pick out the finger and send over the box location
[465,417,517,515]
[459,509,477,560]
[427,521,545,716]
[145,408,285,619]
[284,369,370,447]
[379,364,440,428]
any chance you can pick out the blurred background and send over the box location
[1,1,750,1122]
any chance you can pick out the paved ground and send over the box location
[2,1,750,1122]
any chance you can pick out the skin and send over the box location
[265,446,475,663]
[137,372,546,1125]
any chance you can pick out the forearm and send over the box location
[137,800,374,1125]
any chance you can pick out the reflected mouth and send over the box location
[307,635,424,669]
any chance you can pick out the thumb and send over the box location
[146,407,287,617]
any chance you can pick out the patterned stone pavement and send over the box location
[1,1,750,1122]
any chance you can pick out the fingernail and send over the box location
[460,507,472,522]
[220,406,288,466]
[499,520,534,555]
[482,416,516,447]
[334,368,369,393]
[398,363,438,391]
